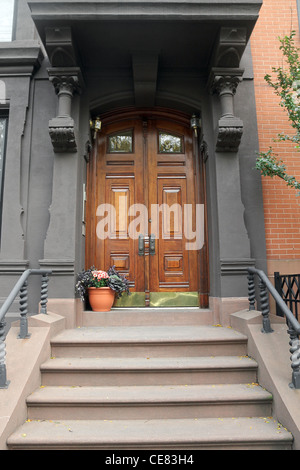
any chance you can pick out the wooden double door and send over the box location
[86,113,208,307]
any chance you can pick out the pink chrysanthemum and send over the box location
[92,270,109,280]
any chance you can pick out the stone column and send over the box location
[48,68,82,153]
[39,67,84,303]
[208,67,254,323]
[210,70,244,152]
[213,74,240,117]
[39,27,86,318]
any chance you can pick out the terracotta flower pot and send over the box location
[87,287,115,311]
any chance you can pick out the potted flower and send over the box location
[75,265,130,311]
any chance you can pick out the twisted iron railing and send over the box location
[248,267,300,389]
[0,269,52,389]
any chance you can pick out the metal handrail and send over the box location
[247,267,300,389]
[0,269,52,389]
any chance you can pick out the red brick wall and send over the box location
[251,0,300,274]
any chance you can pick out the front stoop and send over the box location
[7,309,293,450]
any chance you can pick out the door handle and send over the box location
[149,234,155,255]
[138,234,144,256]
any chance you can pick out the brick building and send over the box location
[251,0,300,284]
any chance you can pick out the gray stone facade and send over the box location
[0,0,266,318]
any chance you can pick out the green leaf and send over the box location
[255,33,300,196]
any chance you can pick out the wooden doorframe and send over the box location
[85,107,209,307]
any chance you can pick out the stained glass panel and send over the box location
[108,130,133,153]
[159,132,183,153]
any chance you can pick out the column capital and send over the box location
[48,67,83,96]
[208,68,244,96]
[210,72,243,97]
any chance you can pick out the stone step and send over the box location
[40,356,258,386]
[50,325,248,357]
[7,417,293,450]
[81,307,213,327]
[26,383,272,420]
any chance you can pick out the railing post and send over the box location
[0,320,9,388]
[287,320,300,389]
[274,271,284,317]
[247,272,256,310]
[258,278,274,333]
[40,273,49,314]
[18,280,30,339]
[0,269,52,389]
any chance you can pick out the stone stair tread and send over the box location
[6,315,293,449]
[7,417,293,449]
[41,355,257,371]
[82,307,214,326]
[27,383,272,405]
[51,325,247,344]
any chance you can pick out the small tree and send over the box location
[255,31,300,194]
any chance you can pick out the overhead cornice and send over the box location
[28,0,263,22]
[0,40,43,76]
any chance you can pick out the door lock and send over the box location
[138,234,145,256]
[149,234,155,255]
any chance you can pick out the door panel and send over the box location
[155,177,189,287]
[147,119,199,304]
[103,177,134,282]
[94,119,145,295]
[86,113,207,307]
